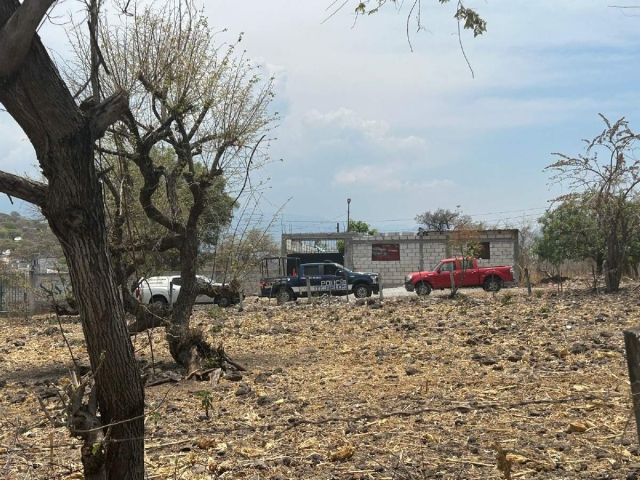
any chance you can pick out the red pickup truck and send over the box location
[404,258,515,295]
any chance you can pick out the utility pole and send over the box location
[347,198,351,232]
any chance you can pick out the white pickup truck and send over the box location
[135,275,239,308]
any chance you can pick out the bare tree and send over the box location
[208,193,282,286]
[503,216,539,294]
[76,0,276,372]
[446,220,482,297]
[0,0,144,478]
[546,114,640,292]
[416,207,474,232]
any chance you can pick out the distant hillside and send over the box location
[0,211,63,262]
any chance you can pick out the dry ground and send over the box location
[1,286,640,479]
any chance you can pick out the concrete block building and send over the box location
[282,229,519,287]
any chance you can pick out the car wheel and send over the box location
[415,282,431,296]
[353,284,371,299]
[484,277,502,293]
[277,288,294,305]
[151,295,168,306]
[217,296,231,308]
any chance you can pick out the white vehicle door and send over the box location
[169,276,182,304]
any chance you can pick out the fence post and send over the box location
[0,274,4,314]
[344,269,349,303]
[379,275,384,301]
[306,276,312,303]
[624,327,640,445]
[28,269,36,316]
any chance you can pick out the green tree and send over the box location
[346,219,377,234]
[534,197,604,274]
[338,219,377,253]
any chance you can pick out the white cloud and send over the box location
[302,108,428,153]
[303,108,388,137]
[251,59,291,116]
[333,165,453,192]
[333,166,402,191]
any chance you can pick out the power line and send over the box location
[277,207,550,226]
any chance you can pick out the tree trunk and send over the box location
[0,0,145,469]
[596,252,604,276]
[605,240,623,292]
[448,270,458,298]
[44,132,145,480]
[607,265,622,291]
[624,328,640,446]
[167,229,208,371]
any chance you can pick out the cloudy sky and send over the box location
[2,0,640,233]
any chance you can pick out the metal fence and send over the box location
[0,268,30,315]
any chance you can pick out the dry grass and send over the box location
[1,286,639,479]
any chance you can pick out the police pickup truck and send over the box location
[260,261,379,303]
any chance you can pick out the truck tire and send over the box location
[276,288,294,305]
[151,295,168,306]
[415,282,431,296]
[484,276,502,293]
[217,296,231,308]
[353,284,371,299]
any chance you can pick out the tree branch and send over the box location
[0,0,57,78]
[125,293,170,334]
[111,234,183,254]
[95,146,134,160]
[231,135,265,206]
[0,171,48,206]
[88,91,129,139]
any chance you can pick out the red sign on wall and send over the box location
[372,243,400,261]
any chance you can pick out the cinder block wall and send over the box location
[476,242,515,269]
[345,230,518,287]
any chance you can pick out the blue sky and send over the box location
[2,0,640,234]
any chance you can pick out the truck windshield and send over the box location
[334,264,352,274]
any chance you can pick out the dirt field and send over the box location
[1,286,640,479]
